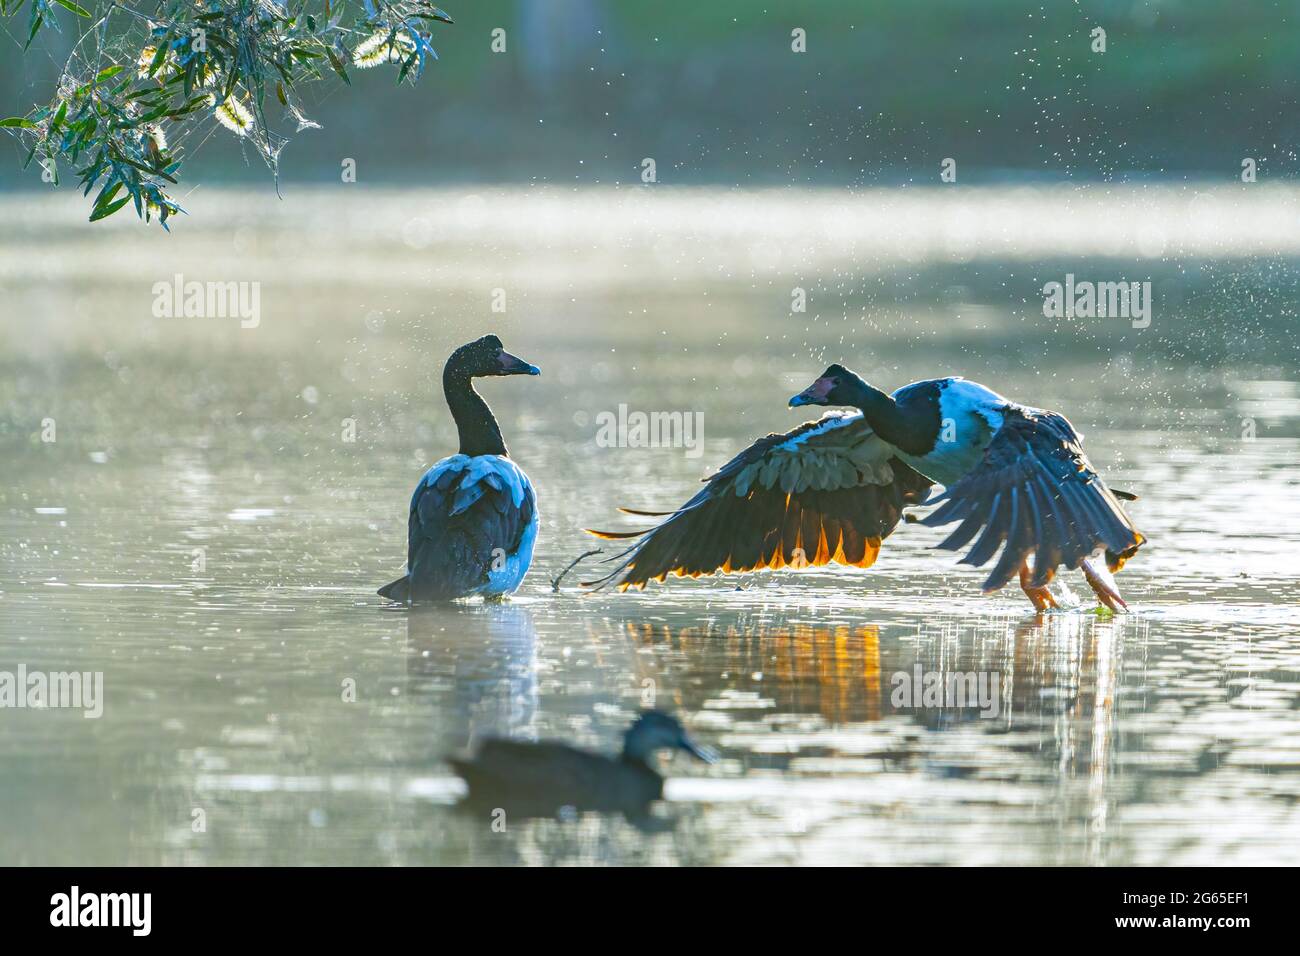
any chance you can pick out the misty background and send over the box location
[2,0,1299,191]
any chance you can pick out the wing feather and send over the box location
[584,413,932,589]
[403,456,537,601]
[920,407,1143,591]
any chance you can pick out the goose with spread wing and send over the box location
[585,364,1143,611]
[378,334,540,604]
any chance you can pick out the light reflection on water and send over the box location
[1,187,1298,865]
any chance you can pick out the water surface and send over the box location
[1,186,1298,865]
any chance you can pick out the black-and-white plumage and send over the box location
[587,364,1143,610]
[918,403,1141,594]
[378,335,541,604]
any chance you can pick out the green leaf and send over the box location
[111,151,178,184]
[165,96,209,119]
[134,106,171,124]
[326,48,351,86]
[89,195,131,222]
[95,65,125,82]
[79,154,107,195]
[0,117,37,128]
[149,42,168,77]
[90,179,123,214]
[397,52,415,86]
[51,0,90,15]
[24,10,43,50]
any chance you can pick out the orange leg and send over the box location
[1018,562,1058,612]
[1080,557,1128,611]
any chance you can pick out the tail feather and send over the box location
[377,575,411,602]
[584,527,655,540]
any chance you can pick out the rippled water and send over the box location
[1,186,1298,865]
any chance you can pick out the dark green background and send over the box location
[2,0,1297,187]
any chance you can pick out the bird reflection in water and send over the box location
[623,612,1130,851]
[405,604,539,751]
[624,621,884,724]
[406,607,708,833]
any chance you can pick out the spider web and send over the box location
[4,3,316,201]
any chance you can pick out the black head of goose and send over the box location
[378,334,541,604]
[587,363,1143,612]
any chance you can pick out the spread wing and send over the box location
[583,412,933,589]
[406,456,536,600]
[918,407,1144,591]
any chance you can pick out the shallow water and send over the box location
[1,185,1298,865]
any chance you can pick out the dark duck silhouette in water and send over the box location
[378,335,540,604]
[450,710,715,817]
[586,365,1143,612]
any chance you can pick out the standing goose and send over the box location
[378,334,540,603]
[586,365,1142,611]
